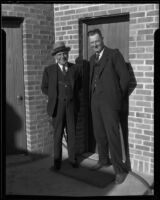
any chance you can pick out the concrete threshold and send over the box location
[5,149,154,196]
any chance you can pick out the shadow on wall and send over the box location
[6,102,26,155]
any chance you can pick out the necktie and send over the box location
[62,65,68,74]
[95,53,99,63]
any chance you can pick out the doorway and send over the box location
[2,17,27,155]
[79,13,129,154]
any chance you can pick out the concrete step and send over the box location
[5,153,154,196]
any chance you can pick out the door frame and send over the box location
[2,16,27,153]
[79,13,129,60]
[78,13,129,153]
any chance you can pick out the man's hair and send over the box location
[88,28,103,38]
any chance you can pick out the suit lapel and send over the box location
[50,63,58,86]
[97,47,110,78]
[67,63,74,89]
[90,57,95,86]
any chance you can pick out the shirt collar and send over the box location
[98,48,104,60]
[58,63,68,72]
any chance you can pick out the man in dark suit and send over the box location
[88,29,131,184]
[41,41,79,171]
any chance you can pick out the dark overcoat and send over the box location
[89,46,131,110]
[41,62,79,117]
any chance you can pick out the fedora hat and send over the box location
[51,41,71,56]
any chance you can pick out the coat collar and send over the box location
[90,46,110,84]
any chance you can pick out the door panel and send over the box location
[3,17,27,155]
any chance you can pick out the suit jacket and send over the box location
[41,62,79,117]
[89,46,131,110]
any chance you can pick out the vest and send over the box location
[91,61,101,95]
[57,67,73,100]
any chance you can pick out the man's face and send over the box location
[89,33,104,53]
[55,51,68,65]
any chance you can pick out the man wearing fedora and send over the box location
[41,41,80,171]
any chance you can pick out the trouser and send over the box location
[91,97,128,174]
[52,99,76,163]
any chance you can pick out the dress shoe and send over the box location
[70,160,79,168]
[115,172,128,184]
[50,160,61,171]
[50,165,60,172]
[90,160,111,171]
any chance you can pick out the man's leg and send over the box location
[91,98,110,167]
[66,100,78,167]
[52,100,65,170]
[100,107,128,183]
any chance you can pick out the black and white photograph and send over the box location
[1,1,158,198]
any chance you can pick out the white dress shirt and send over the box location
[58,63,68,72]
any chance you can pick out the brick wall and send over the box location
[2,4,55,154]
[53,3,158,175]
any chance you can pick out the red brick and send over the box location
[29,8,42,14]
[145,84,153,89]
[136,84,143,89]
[76,8,88,14]
[143,141,153,147]
[146,35,154,40]
[143,96,153,102]
[138,4,155,11]
[129,54,136,59]
[130,47,145,53]
[136,89,151,95]
[137,78,152,83]
[146,22,159,28]
[93,11,107,16]
[130,149,142,155]
[130,18,137,24]
[130,23,145,29]
[145,60,153,65]
[144,119,153,124]
[59,5,70,10]
[131,12,145,18]
[67,20,78,25]
[136,123,151,130]
[138,17,154,23]
[137,66,152,71]
[88,6,100,12]
[137,41,153,46]
[13,6,29,12]
[55,11,64,16]
[138,29,153,35]
[135,144,150,151]
[130,106,143,112]
[130,128,142,134]
[137,35,145,41]
[144,108,153,113]
[137,53,153,59]
[136,101,152,107]
[122,6,137,13]
[147,10,159,16]
[136,112,151,118]
[143,151,153,157]
[134,72,144,77]
[129,117,143,123]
